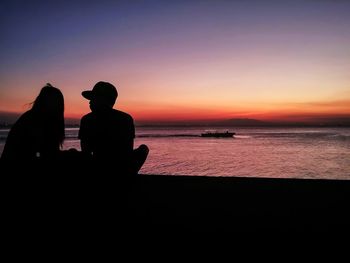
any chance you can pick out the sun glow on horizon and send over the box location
[1,0,350,124]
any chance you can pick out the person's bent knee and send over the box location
[139,144,149,154]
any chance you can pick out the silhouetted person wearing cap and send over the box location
[79,81,149,174]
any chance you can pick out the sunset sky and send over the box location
[1,0,350,123]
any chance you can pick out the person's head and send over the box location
[82,81,118,112]
[31,83,65,145]
[32,83,65,117]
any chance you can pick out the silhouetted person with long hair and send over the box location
[79,81,149,174]
[1,83,65,162]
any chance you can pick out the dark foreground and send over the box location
[130,175,350,233]
[3,168,350,239]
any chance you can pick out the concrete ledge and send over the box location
[128,175,350,233]
[3,173,350,236]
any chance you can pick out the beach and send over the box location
[3,172,349,235]
[128,174,350,233]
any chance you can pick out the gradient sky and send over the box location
[1,0,350,123]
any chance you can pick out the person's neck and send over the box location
[93,106,113,114]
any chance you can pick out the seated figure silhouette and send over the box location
[79,81,149,174]
[1,83,65,163]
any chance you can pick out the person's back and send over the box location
[79,108,135,161]
[79,81,148,174]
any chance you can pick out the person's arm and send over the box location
[1,113,28,161]
[80,139,91,154]
[128,116,135,151]
[1,122,20,160]
[79,117,92,155]
[120,115,134,157]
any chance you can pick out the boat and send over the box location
[201,130,235,138]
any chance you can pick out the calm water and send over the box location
[1,127,350,179]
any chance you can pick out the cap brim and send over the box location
[82,90,93,100]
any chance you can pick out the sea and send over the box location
[1,127,350,179]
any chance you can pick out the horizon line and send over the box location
[1,110,350,126]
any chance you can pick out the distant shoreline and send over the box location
[1,116,350,129]
[1,124,350,129]
[134,124,350,128]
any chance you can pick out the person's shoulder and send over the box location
[81,112,94,121]
[112,109,134,122]
[19,110,34,119]
[14,110,33,125]
[5,110,33,134]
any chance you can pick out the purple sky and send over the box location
[1,0,350,123]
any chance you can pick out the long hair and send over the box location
[31,83,65,146]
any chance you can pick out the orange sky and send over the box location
[1,1,350,124]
